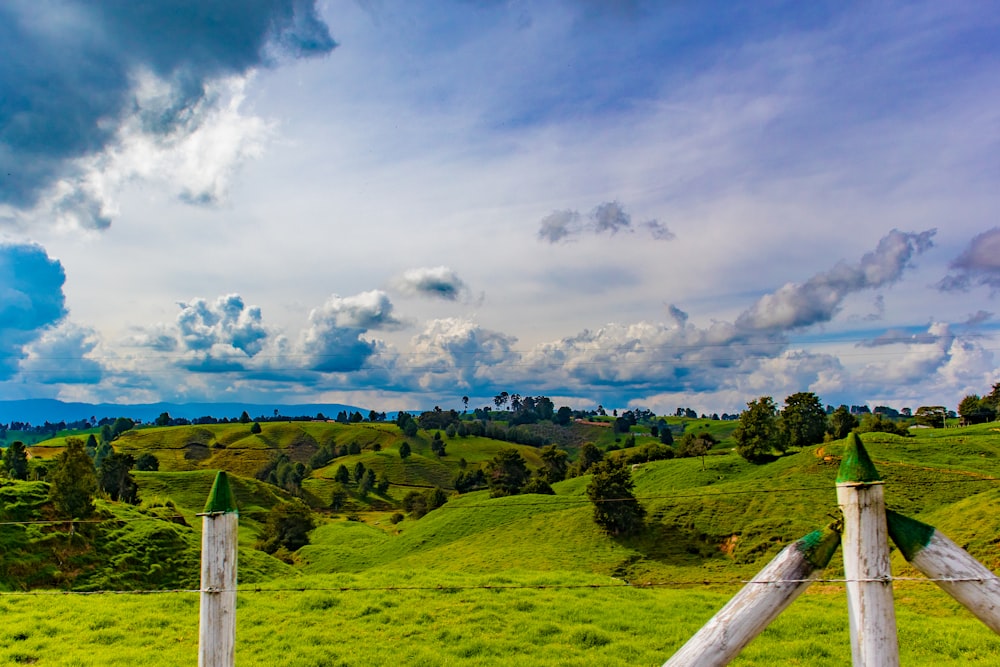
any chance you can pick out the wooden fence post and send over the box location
[663,526,840,667]
[887,509,1000,634]
[199,471,238,667]
[836,433,899,666]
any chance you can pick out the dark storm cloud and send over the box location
[0,243,67,378]
[395,266,468,300]
[0,0,335,210]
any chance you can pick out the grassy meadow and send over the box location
[2,418,999,663]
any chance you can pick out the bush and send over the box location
[256,501,316,554]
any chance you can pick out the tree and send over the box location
[915,406,948,428]
[733,396,786,463]
[586,458,645,536]
[257,501,315,555]
[677,432,716,469]
[3,440,29,480]
[48,437,98,519]
[98,453,139,503]
[780,392,828,449]
[958,394,996,425]
[360,468,376,495]
[430,431,446,457]
[110,417,135,439]
[521,475,555,495]
[554,406,573,426]
[659,426,674,445]
[573,442,604,476]
[485,448,530,497]
[399,441,411,459]
[353,461,367,484]
[402,490,429,518]
[155,412,171,426]
[250,421,262,434]
[827,405,858,440]
[135,452,160,471]
[539,445,569,483]
[985,382,1000,411]
[334,464,350,484]
[462,395,469,412]
[85,433,99,456]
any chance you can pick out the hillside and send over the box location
[2,421,999,664]
[10,420,1000,588]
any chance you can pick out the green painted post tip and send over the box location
[796,525,841,569]
[204,471,238,514]
[836,432,881,484]
[886,510,935,561]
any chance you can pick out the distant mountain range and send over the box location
[0,399,370,425]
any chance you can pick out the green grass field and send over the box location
[5,420,1000,663]
[0,575,998,666]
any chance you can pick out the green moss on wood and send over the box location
[886,510,935,561]
[836,432,881,484]
[203,471,238,514]
[795,525,840,569]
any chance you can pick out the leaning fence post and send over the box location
[836,433,899,666]
[199,471,238,667]
[887,509,1000,634]
[664,525,840,667]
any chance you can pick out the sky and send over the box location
[1,0,999,416]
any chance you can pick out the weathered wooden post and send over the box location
[836,433,899,666]
[199,471,238,667]
[664,525,840,667]
[887,509,1000,634]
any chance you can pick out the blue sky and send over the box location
[1,0,998,415]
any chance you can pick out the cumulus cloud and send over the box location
[591,201,631,235]
[300,291,400,372]
[394,266,468,301]
[0,243,67,379]
[176,294,268,356]
[0,0,335,225]
[537,201,673,243]
[736,229,936,332]
[938,227,1000,292]
[19,323,103,384]
[404,318,518,391]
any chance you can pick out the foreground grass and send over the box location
[1,571,997,666]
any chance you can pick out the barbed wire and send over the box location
[1,575,997,598]
[0,475,997,527]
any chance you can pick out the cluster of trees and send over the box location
[330,461,389,496]
[256,500,315,560]
[255,453,306,495]
[402,487,448,519]
[735,393,839,463]
[958,383,1000,425]
[44,438,145,518]
[729,391,977,463]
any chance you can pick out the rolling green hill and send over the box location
[2,421,1000,664]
